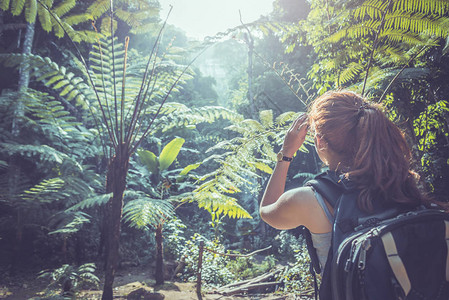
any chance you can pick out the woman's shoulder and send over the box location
[281,185,316,202]
[262,186,332,232]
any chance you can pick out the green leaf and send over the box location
[159,137,185,171]
[123,198,174,228]
[11,0,25,16]
[25,0,37,24]
[259,110,273,128]
[179,162,201,176]
[137,149,158,174]
[254,162,273,174]
[0,0,10,11]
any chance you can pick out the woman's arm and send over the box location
[259,114,332,233]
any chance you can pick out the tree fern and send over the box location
[0,86,105,216]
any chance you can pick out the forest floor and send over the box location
[0,264,306,300]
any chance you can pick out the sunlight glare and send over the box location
[159,0,275,40]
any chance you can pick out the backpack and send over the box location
[303,171,449,300]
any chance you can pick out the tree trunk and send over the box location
[102,143,129,300]
[155,223,164,285]
[9,21,35,275]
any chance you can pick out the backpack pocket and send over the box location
[331,210,449,300]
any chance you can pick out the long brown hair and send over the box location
[308,90,426,212]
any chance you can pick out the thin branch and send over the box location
[361,0,394,96]
[239,10,257,119]
[325,0,331,35]
[92,22,116,147]
[253,53,309,107]
[130,45,210,155]
[110,0,119,144]
[120,36,130,144]
[125,5,173,145]
[204,245,272,258]
[378,45,429,102]
[129,41,172,147]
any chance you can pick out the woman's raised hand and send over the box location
[281,113,309,157]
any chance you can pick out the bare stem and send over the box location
[125,5,173,144]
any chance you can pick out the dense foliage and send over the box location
[0,0,447,298]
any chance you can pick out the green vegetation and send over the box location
[0,0,448,298]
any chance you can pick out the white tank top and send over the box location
[309,189,333,271]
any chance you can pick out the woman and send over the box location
[259,90,427,270]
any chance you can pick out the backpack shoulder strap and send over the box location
[305,171,344,208]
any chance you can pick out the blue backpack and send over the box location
[303,171,449,300]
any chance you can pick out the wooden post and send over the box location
[196,241,204,300]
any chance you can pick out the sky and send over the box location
[158,0,275,40]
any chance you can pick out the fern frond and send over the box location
[275,111,300,126]
[384,11,449,38]
[0,53,93,109]
[194,192,252,220]
[86,0,109,20]
[0,143,70,165]
[393,0,449,16]
[53,0,76,18]
[67,193,112,211]
[24,0,37,24]
[339,62,364,85]
[379,30,437,47]
[48,211,90,235]
[123,196,174,228]
[10,0,25,16]
[253,161,273,174]
[259,110,274,128]
[327,22,377,43]
[149,104,244,134]
[353,0,387,20]
[0,0,10,11]
[36,1,52,32]
[192,110,313,221]
[20,177,64,203]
